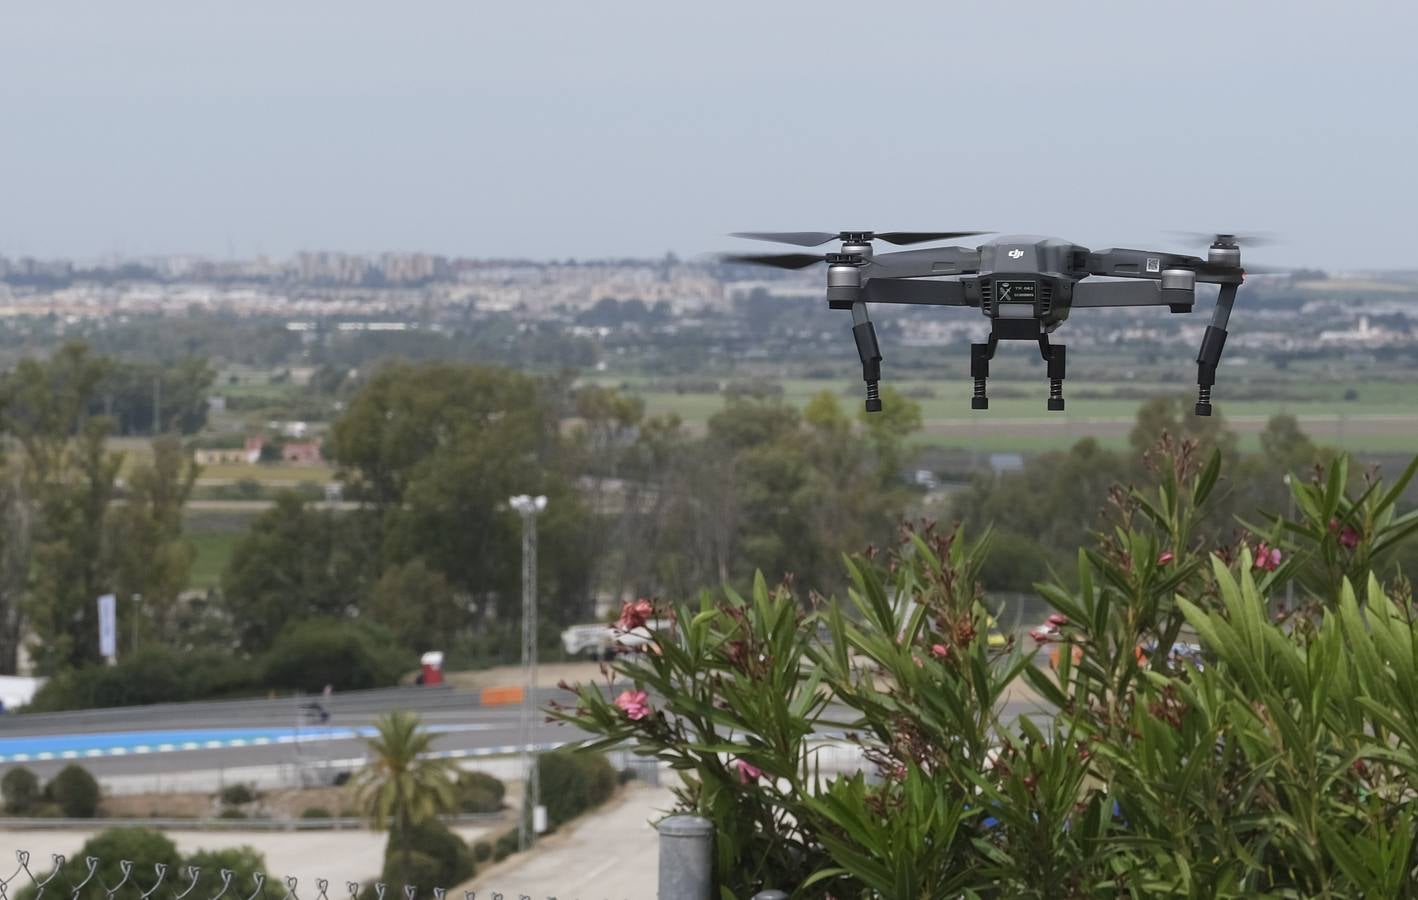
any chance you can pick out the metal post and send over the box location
[1284,475,1295,610]
[510,494,547,853]
[657,815,714,900]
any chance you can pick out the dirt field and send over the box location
[101,785,356,820]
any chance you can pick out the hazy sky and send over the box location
[2,1,1415,268]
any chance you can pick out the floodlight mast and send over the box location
[509,493,547,851]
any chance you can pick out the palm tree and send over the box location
[351,711,458,870]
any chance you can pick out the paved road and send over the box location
[0,685,585,783]
[0,675,1050,788]
[457,782,670,900]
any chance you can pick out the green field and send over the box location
[587,375,1418,455]
[187,531,240,590]
[195,461,335,483]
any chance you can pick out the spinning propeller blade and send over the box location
[731,230,990,247]
[721,253,829,270]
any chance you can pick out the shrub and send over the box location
[551,448,1418,898]
[300,806,332,819]
[15,828,181,900]
[375,852,442,897]
[471,840,492,863]
[25,647,257,712]
[384,819,474,892]
[531,751,616,831]
[1,767,41,814]
[492,829,519,862]
[217,808,248,819]
[220,783,258,806]
[48,765,100,818]
[261,619,405,692]
[455,770,506,813]
[184,847,270,896]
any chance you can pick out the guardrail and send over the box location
[0,812,507,832]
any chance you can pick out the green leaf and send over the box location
[1193,448,1222,507]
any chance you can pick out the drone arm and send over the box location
[1087,249,1242,285]
[862,278,969,306]
[867,246,981,279]
[1071,280,1170,307]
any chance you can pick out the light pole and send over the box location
[1283,474,1295,610]
[509,493,547,852]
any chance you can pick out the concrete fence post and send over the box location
[657,814,714,900]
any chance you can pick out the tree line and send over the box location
[1,345,926,703]
[9,341,1408,704]
[0,343,207,676]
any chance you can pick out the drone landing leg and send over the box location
[1195,283,1238,416]
[1037,337,1066,412]
[970,337,997,410]
[850,302,883,412]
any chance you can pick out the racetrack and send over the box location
[0,685,578,790]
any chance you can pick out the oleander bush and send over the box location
[556,443,1418,898]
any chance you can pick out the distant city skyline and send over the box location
[2,2,1416,270]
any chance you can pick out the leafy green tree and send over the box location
[1129,394,1238,459]
[220,492,373,652]
[951,437,1129,567]
[108,435,198,645]
[1259,412,1319,474]
[330,362,594,626]
[261,618,406,692]
[0,342,110,478]
[365,559,465,653]
[0,458,34,674]
[24,420,122,672]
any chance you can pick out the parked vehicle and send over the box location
[561,619,671,660]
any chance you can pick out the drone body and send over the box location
[728,231,1255,416]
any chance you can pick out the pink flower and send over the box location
[1338,526,1361,550]
[614,689,651,721]
[618,599,654,631]
[930,643,950,660]
[1157,552,1174,567]
[1253,543,1282,572]
[912,655,924,668]
[735,758,763,785]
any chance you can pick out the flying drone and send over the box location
[726,230,1267,416]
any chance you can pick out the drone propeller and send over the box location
[732,230,990,247]
[721,252,834,270]
[1171,230,1277,248]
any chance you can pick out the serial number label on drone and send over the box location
[994,281,1037,304]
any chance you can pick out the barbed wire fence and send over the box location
[0,852,617,900]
